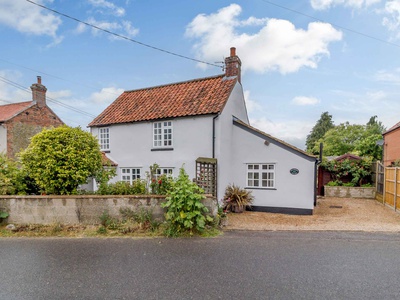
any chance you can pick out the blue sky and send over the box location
[1,0,400,149]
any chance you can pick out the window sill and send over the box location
[102,150,110,153]
[245,187,276,190]
[151,148,174,152]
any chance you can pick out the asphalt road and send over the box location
[1,231,400,300]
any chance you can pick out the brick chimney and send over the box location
[225,47,241,83]
[30,76,47,108]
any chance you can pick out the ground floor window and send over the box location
[155,168,173,179]
[247,163,275,188]
[121,168,141,183]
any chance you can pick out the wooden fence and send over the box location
[383,167,400,211]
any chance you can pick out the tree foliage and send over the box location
[306,112,334,154]
[20,126,104,195]
[313,116,385,160]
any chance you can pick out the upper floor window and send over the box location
[247,163,275,188]
[153,121,172,148]
[121,168,141,184]
[99,127,110,151]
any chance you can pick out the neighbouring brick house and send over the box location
[0,76,64,159]
[383,121,400,166]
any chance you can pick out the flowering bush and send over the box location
[150,174,173,195]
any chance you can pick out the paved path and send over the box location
[1,231,400,299]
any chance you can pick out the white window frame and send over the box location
[153,121,173,148]
[99,127,110,151]
[154,168,173,179]
[246,163,275,188]
[121,168,141,184]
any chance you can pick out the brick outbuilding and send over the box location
[0,76,64,159]
[383,121,400,166]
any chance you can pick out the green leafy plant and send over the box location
[97,179,147,195]
[222,184,254,213]
[20,126,106,195]
[321,157,373,186]
[326,180,341,186]
[99,210,119,230]
[162,167,213,236]
[0,210,9,220]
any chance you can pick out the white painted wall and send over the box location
[0,125,7,154]
[92,115,214,183]
[215,81,249,200]
[230,123,316,210]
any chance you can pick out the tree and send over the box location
[314,116,385,160]
[306,112,334,154]
[20,126,104,195]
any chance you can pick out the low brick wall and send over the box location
[0,195,217,225]
[324,186,376,199]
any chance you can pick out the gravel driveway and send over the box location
[225,197,400,232]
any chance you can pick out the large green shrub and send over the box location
[20,126,105,195]
[0,154,29,195]
[162,167,213,236]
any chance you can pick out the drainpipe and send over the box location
[314,143,323,206]
[212,114,219,158]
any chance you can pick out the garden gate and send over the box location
[195,157,217,197]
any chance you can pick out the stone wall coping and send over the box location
[0,194,216,199]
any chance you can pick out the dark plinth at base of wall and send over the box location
[249,206,313,215]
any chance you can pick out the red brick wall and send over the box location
[384,128,400,166]
[5,105,64,159]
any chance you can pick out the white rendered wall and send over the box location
[214,81,249,200]
[92,115,214,183]
[229,124,316,210]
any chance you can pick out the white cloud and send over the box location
[76,17,139,38]
[0,0,61,39]
[90,87,124,104]
[311,0,381,10]
[243,90,263,114]
[382,0,400,38]
[292,96,320,105]
[88,0,126,17]
[185,4,342,74]
[250,117,312,149]
[374,68,400,84]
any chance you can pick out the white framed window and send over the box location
[153,121,173,148]
[121,168,141,184]
[155,168,173,179]
[99,127,110,151]
[247,164,275,188]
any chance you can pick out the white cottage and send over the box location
[89,48,318,215]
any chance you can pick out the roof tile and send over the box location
[89,75,237,127]
[0,101,33,122]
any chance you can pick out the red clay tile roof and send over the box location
[0,101,33,122]
[89,74,237,127]
[383,121,400,135]
[101,152,118,167]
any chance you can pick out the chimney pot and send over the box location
[31,76,47,108]
[225,47,241,83]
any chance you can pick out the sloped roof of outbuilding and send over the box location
[383,121,400,135]
[233,117,317,161]
[89,74,237,127]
